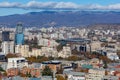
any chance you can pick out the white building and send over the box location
[1,41,14,55]
[38,38,58,47]
[7,57,28,69]
[65,71,85,80]
[50,33,59,39]
[106,51,119,60]
[58,46,71,58]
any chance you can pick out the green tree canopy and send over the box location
[42,66,53,76]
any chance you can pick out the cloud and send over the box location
[0,2,21,8]
[107,4,120,10]
[21,1,80,10]
[0,1,120,10]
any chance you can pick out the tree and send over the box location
[103,61,108,69]
[56,75,66,80]
[72,47,80,55]
[38,56,49,62]
[48,56,54,60]
[19,73,26,77]
[66,55,80,61]
[26,72,31,77]
[26,56,37,62]
[56,65,63,74]
[117,50,120,59]
[42,66,53,76]
[26,56,49,63]
[6,53,18,58]
[56,44,63,52]
[0,66,5,72]
[2,72,7,77]
[99,56,112,63]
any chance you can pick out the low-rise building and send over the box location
[102,75,119,80]
[90,41,101,51]
[7,57,28,69]
[42,61,61,72]
[86,68,105,80]
[64,71,85,80]
[105,50,119,60]
[7,68,19,77]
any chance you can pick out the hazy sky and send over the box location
[0,0,120,16]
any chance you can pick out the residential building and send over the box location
[7,68,19,77]
[90,41,101,51]
[1,41,14,55]
[102,75,119,80]
[31,48,41,57]
[42,61,61,72]
[65,71,85,80]
[58,46,71,58]
[15,45,29,57]
[86,69,105,80]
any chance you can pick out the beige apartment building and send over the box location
[15,45,29,57]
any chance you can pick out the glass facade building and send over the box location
[15,23,24,45]
[15,34,24,45]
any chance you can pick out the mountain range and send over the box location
[0,11,120,27]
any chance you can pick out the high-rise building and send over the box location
[15,34,24,45]
[15,23,24,45]
[1,41,14,55]
[16,23,24,34]
[2,31,10,41]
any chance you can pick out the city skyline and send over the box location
[0,0,120,16]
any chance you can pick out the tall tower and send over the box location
[16,23,24,34]
[15,23,24,45]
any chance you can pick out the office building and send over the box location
[16,23,24,34]
[15,23,24,45]
[15,34,24,45]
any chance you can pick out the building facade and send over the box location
[2,31,10,41]
[15,23,24,45]
[7,57,28,69]
[1,41,14,55]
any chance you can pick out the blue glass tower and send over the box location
[15,23,24,45]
